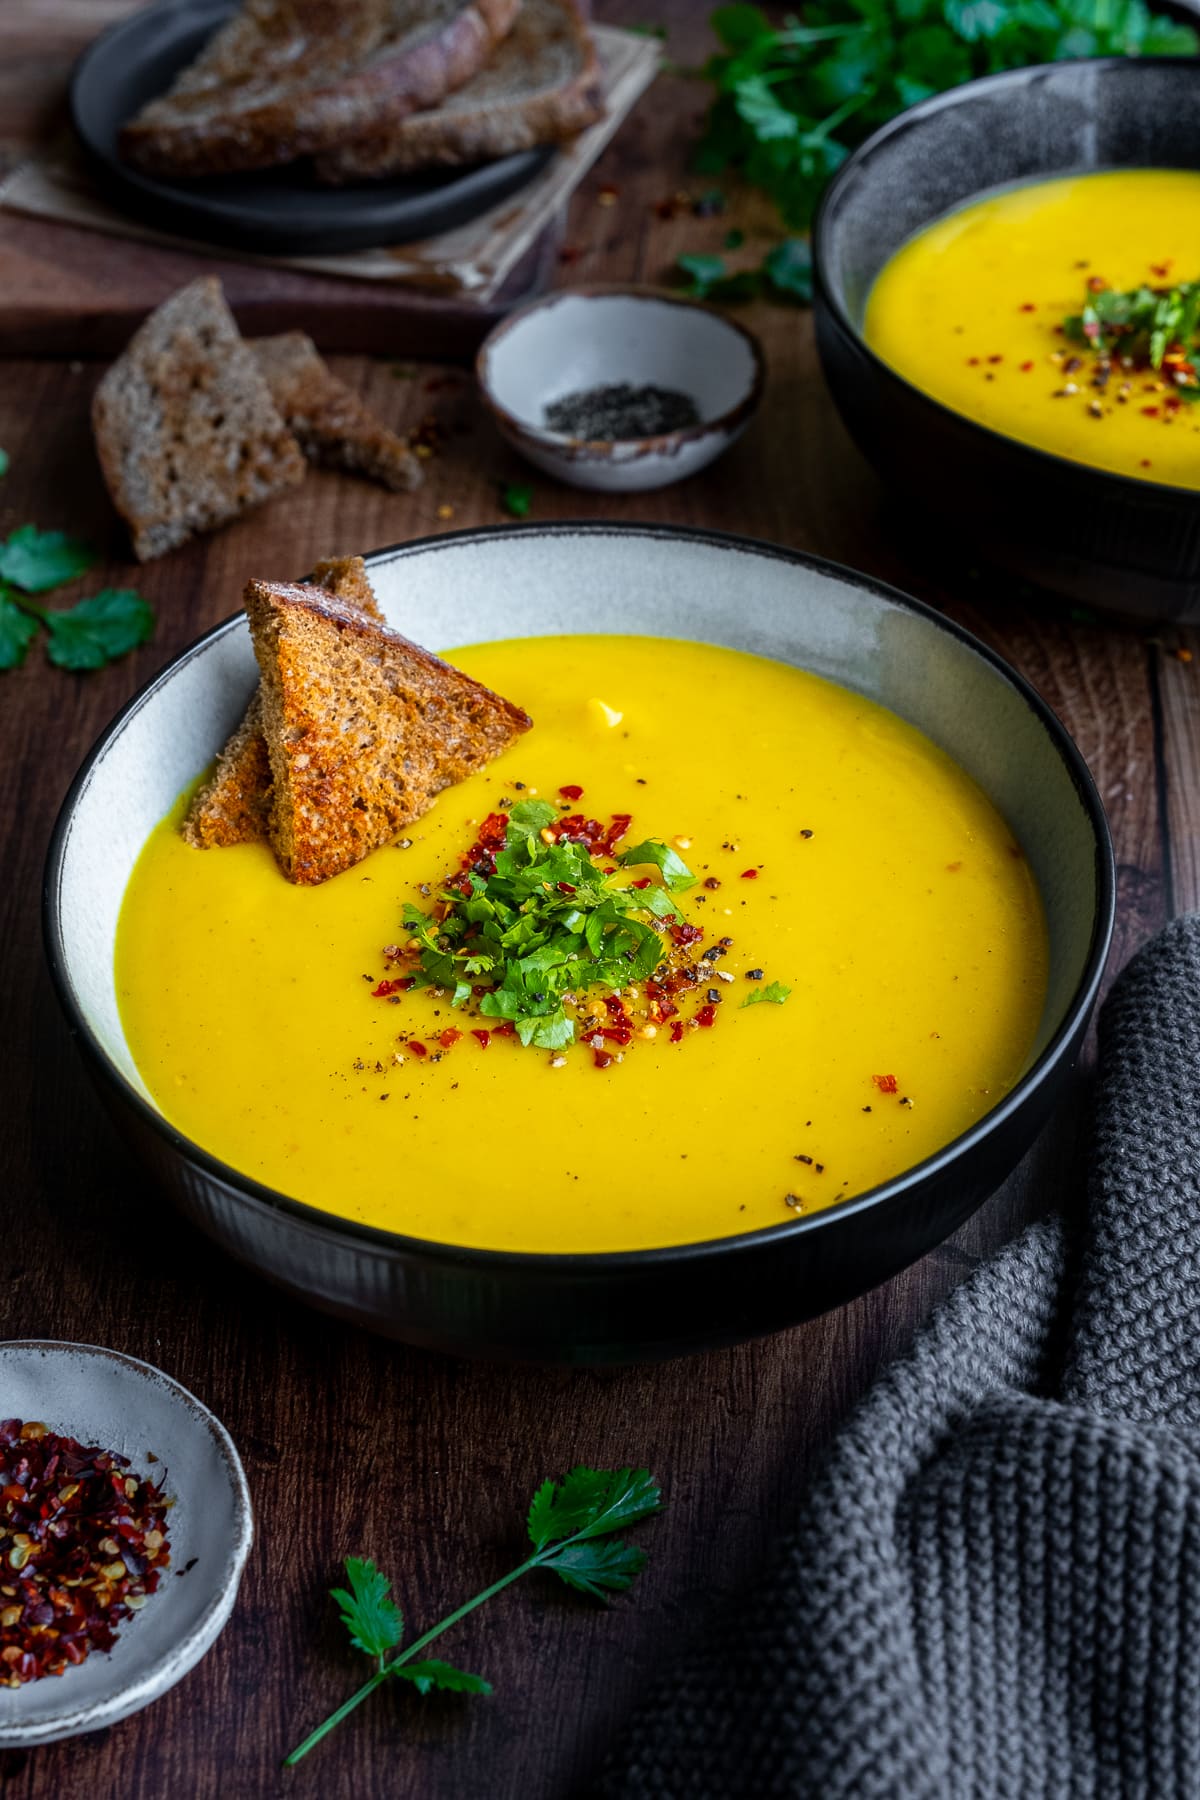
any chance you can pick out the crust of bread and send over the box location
[245,577,531,885]
[119,0,521,179]
[91,277,306,563]
[317,0,603,180]
[252,334,422,493]
[182,555,381,849]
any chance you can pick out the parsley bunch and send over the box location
[285,1467,662,1765]
[696,0,1198,235]
[0,522,153,673]
[1065,278,1200,378]
[402,799,697,1051]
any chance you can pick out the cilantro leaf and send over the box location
[42,589,155,671]
[500,482,534,518]
[0,590,39,671]
[330,1557,404,1661]
[526,1466,662,1550]
[741,980,792,1006]
[764,238,813,303]
[694,0,1199,238]
[0,525,96,594]
[542,1538,649,1601]
[619,840,697,891]
[392,1660,492,1697]
[677,251,763,302]
[0,450,9,479]
[507,797,557,835]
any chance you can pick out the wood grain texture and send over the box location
[0,2,1196,1797]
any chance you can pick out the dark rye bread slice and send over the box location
[251,334,422,493]
[119,0,521,179]
[317,0,602,180]
[245,577,531,885]
[92,277,306,563]
[182,555,381,849]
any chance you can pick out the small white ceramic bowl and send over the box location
[476,287,765,492]
[0,1341,252,1746]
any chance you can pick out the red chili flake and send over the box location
[471,1030,491,1049]
[0,1419,171,1686]
[696,1004,718,1029]
[1142,406,1160,418]
[1140,459,1153,468]
[406,1040,428,1058]
[987,354,1003,364]
[593,1049,614,1069]
[631,877,652,890]
[557,882,577,895]
[1177,647,1194,663]
[872,1073,899,1094]
[1087,275,1108,293]
[558,243,584,266]
[670,922,704,947]
[740,869,759,880]
[1151,261,1173,278]
[1019,303,1037,312]
[372,978,412,998]
[602,814,632,854]
[967,357,980,366]
[669,1021,685,1043]
[558,785,584,801]
[439,1029,462,1050]
[1020,361,1035,373]
[492,1022,516,1038]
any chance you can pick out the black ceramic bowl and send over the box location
[813,58,1200,623]
[44,526,1114,1363]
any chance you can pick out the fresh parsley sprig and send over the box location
[695,0,1197,237]
[401,801,696,1051]
[1064,277,1200,380]
[285,1467,662,1766]
[0,523,154,673]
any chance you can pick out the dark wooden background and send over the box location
[1,3,1196,1796]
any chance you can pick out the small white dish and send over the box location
[0,1341,252,1746]
[476,287,765,492]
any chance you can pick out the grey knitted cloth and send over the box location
[602,914,1200,1799]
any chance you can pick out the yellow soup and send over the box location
[865,168,1200,489]
[116,636,1048,1253]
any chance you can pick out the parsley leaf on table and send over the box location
[0,588,40,671]
[0,525,96,594]
[285,1467,662,1766]
[694,0,1199,237]
[0,450,9,479]
[330,1557,404,1663]
[677,238,812,305]
[42,589,155,671]
[499,481,534,518]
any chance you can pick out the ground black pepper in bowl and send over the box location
[544,383,701,441]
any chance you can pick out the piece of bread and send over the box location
[251,334,422,493]
[183,555,381,849]
[245,577,532,884]
[92,277,307,563]
[317,0,603,180]
[119,0,521,180]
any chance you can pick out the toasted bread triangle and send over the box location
[245,578,532,884]
[182,555,380,849]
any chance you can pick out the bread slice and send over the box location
[119,0,521,179]
[251,334,422,493]
[182,555,381,849]
[317,0,603,180]
[92,277,307,563]
[245,577,532,884]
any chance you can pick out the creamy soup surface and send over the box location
[866,168,1200,489]
[117,634,1049,1253]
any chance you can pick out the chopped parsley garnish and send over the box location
[382,799,793,1062]
[400,801,691,1051]
[741,980,792,1007]
[1064,277,1200,386]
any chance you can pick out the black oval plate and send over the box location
[70,0,555,257]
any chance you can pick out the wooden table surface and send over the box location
[2,4,1197,1797]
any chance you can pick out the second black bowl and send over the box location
[813,57,1200,623]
